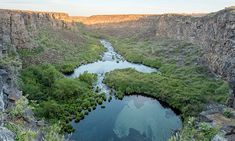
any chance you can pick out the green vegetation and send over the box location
[20,64,106,133]
[18,25,105,74]
[223,108,233,118]
[105,69,228,117]
[0,44,22,69]
[15,24,107,135]
[5,122,64,141]
[169,117,219,141]
[101,36,229,140]
[8,96,29,118]
[4,96,64,141]
[104,37,229,117]
[109,37,201,68]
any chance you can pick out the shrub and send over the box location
[9,96,28,118]
[223,108,232,118]
[169,117,218,141]
[78,71,97,86]
[43,124,64,141]
[60,63,75,74]
[35,100,61,119]
[104,68,229,117]
[97,98,103,105]
[5,122,38,141]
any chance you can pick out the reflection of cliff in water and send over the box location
[113,97,181,141]
[115,128,152,141]
[69,40,181,141]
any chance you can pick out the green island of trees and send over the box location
[20,64,106,133]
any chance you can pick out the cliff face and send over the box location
[0,9,75,55]
[0,10,79,140]
[75,15,147,25]
[153,8,235,81]
[85,7,235,81]
[0,9,77,123]
[0,8,234,81]
[0,8,77,105]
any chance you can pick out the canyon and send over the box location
[0,6,235,141]
[1,7,235,80]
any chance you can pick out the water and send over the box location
[70,96,181,141]
[70,40,157,95]
[69,40,182,141]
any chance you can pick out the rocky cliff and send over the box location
[0,9,76,55]
[0,7,234,141]
[1,8,234,81]
[0,9,79,107]
[0,9,78,140]
[84,7,235,82]
[153,7,235,81]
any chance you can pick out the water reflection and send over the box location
[69,40,181,141]
[70,96,182,141]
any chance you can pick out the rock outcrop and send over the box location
[1,7,234,81]
[0,6,234,141]
[199,104,235,141]
[0,9,76,55]
[0,9,77,140]
[84,7,235,82]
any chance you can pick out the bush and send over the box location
[97,98,103,105]
[53,78,88,100]
[78,72,97,86]
[9,96,29,118]
[169,117,218,141]
[43,124,64,141]
[20,64,62,101]
[35,100,62,119]
[104,68,229,117]
[5,122,38,141]
[223,108,232,118]
[59,63,75,74]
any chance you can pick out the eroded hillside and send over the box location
[81,7,235,82]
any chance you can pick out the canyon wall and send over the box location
[0,10,79,139]
[0,9,75,56]
[0,7,234,82]
[154,8,235,81]
[1,8,234,81]
[0,9,76,120]
[0,9,78,101]
[85,7,235,81]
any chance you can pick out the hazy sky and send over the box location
[0,0,235,16]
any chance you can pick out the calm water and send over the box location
[70,96,181,141]
[69,40,182,141]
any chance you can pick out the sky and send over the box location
[0,0,235,16]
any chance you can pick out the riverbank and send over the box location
[101,36,230,140]
[0,19,106,140]
[0,7,234,140]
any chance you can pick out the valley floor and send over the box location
[1,23,233,141]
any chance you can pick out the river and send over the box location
[68,40,182,141]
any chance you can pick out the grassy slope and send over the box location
[15,24,107,136]
[18,24,105,73]
[104,37,229,117]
